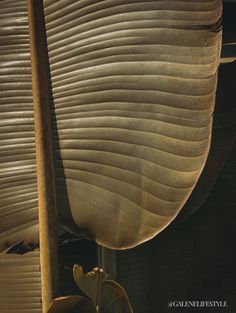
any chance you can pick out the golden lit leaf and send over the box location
[44,0,222,249]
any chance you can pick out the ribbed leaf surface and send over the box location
[44,0,222,249]
[0,250,41,313]
[0,0,38,252]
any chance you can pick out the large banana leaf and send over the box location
[44,0,222,249]
[0,2,40,312]
[0,1,38,252]
[0,250,41,313]
[0,0,223,251]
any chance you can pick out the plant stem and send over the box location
[97,245,117,280]
[96,270,103,312]
[27,1,59,312]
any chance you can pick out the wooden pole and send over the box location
[27,1,59,312]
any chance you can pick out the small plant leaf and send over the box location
[100,280,134,313]
[73,265,133,313]
[47,295,97,313]
[73,265,107,304]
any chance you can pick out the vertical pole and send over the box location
[27,1,59,312]
[97,246,117,281]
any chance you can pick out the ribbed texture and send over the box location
[0,250,41,313]
[0,0,38,252]
[44,0,222,249]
